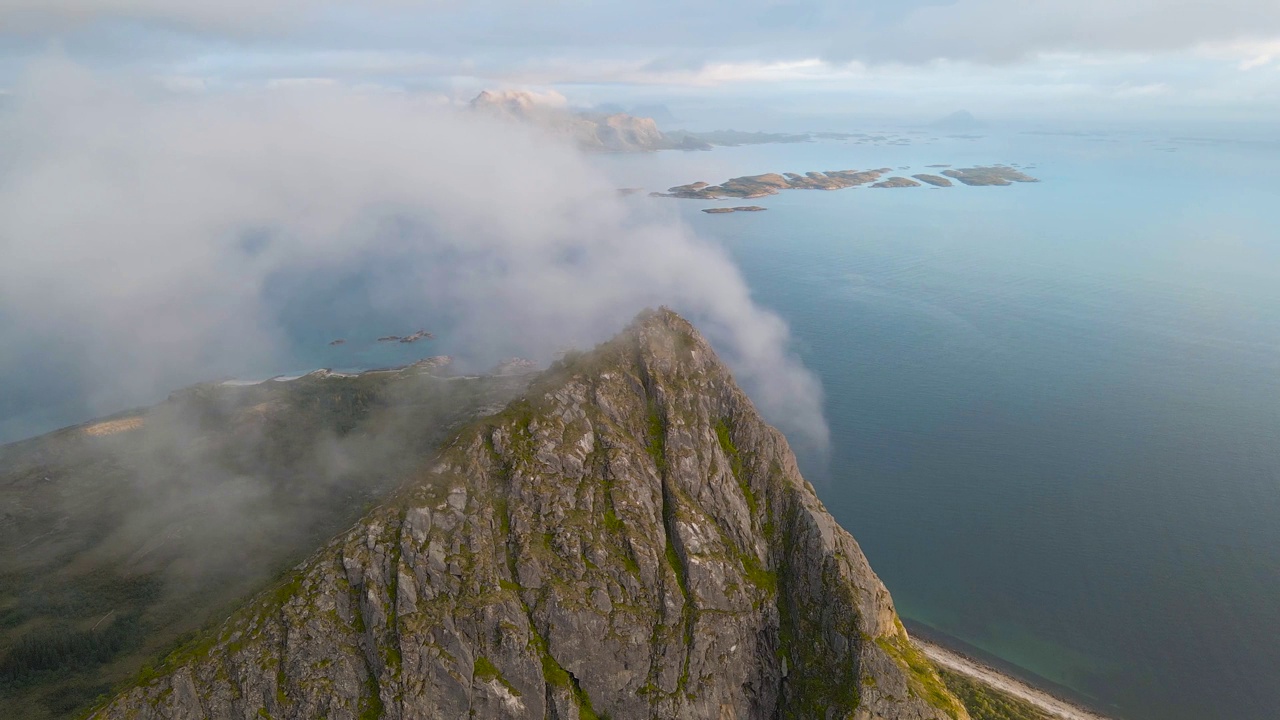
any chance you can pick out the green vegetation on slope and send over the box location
[0,367,531,720]
[876,628,966,720]
[939,669,1050,720]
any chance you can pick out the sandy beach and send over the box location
[915,638,1115,720]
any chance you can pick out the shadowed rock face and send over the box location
[0,364,534,719]
[89,309,966,720]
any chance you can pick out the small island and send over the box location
[377,335,401,342]
[913,174,953,187]
[328,338,346,346]
[399,330,434,344]
[943,166,1040,186]
[653,168,893,199]
[703,206,767,214]
[871,176,922,188]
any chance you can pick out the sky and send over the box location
[0,1,1278,126]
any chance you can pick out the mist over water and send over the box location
[595,130,1280,720]
[0,59,825,453]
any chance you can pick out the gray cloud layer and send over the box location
[0,57,828,450]
[2,1,1278,66]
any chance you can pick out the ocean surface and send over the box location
[598,129,1280,720]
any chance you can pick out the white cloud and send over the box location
[1114,82,1171,97]
[4,1,1280,68]
[0,56,829,451]
[1197,38,1280,70]
[1,0,294,32]
[263,76,338,89]
[156,74,207,92]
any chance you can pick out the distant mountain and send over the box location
[931,110,983,130]
[589,103,678,127]
[471,90,701,152]
[631,103,680,126]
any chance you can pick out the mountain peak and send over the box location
[90,309,966,720]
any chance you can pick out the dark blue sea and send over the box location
[600,129,1280,720]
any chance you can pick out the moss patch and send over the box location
[876,631,965,720]
[532,631,601,719]
[357,672,383,720]
[474,656,521,697]
[646,406,666,473]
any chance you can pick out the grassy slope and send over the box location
[0,367,529,720]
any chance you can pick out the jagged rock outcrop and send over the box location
[91,309,967,720]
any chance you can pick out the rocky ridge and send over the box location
[90,309,967,720]
[0,362,533,719]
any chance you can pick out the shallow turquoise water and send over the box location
[602,131,1280,720]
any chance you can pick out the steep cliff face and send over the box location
[0,363,531,720]
[92,309,966,720]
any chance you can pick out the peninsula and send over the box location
[943,166,1041,186]
[654,165,1038,200]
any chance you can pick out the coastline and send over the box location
[914,638,1116,720]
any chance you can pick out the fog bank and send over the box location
[0,57,827,452]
